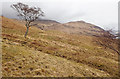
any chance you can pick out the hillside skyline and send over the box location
[1,0,118,31]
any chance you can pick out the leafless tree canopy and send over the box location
[11,2,44,38]
[11,2,44,23]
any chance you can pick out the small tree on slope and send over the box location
[11,2,44,38]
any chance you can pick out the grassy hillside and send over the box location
[35,20,107,37]
[1,16,119,77]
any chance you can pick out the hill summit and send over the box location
[34,19,106,37]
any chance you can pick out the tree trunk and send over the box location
[24,27,29,38]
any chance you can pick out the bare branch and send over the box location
[11,2,44,38]
[11,2,44,23]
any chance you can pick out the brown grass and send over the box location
[1,16,119,77]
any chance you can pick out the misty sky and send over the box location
[0,0,119,31]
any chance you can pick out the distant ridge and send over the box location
[34,19,108,37]
[2,16,112,37]
[37,18,60,24]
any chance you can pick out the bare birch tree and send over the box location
[11,2,44,38]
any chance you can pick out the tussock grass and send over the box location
[2,16,119,77]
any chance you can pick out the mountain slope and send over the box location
[1,16,119,77]
[35,20,107,37]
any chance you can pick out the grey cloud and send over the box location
[1,0,119,31]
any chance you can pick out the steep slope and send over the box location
[64,21,105,36]
[1,16,119,77]
[35,20,106,37]
[12,18,107,37]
